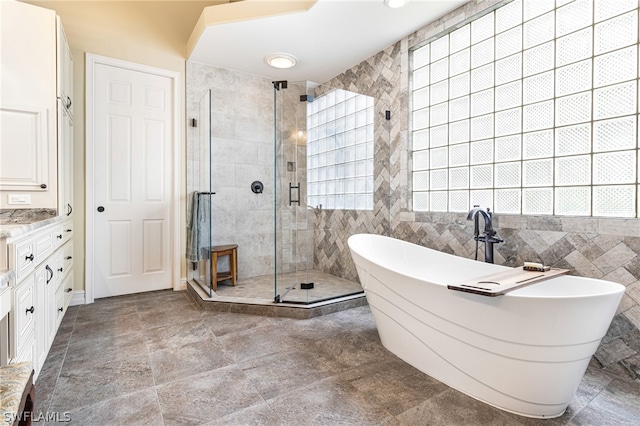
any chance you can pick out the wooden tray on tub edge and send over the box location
[447,267,570,297]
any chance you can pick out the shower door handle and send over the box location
[289,183,300,206]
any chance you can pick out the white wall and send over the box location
[23,0,195,292]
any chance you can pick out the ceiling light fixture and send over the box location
[265,53,297,69]
[384,0,408,8]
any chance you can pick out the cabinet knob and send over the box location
[40,183,47,189]
[57,234,63,239]
[97,206,105,212]
[65,256,73,260]
[58,307,64,312]
[58,267,63,272]
[66,229,72,232]
[65,288,72,293]
[25,254,34,262]
[26,306,35,314]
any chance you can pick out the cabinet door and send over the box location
[57,18,73,118]
[0,106,50,192]
[0,1,57,208]
[58,105,74,216]
[12,275,36,359]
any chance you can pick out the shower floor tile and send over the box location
[212,269,363,303]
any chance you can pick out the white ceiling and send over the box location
[188,0,468,84]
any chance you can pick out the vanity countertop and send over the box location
[0,216,66,239]
[0,268,14,289]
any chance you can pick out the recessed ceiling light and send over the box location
[265,53,297,69]
[384,0,408,8]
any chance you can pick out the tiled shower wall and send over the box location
[316,0,640,381]
[186,62,275,278]
[186,62,312,279]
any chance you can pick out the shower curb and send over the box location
[186,281,368,319]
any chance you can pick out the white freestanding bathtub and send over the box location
[348,234,625,418]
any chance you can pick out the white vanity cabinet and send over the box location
[6,219,74,379]
[0,1,74,214]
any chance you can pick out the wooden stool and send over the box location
[209,244,237,291]
[0,361,35,426]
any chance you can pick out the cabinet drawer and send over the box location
[60,221,73,247]
[52,253,65,288]
[52,225,66,249]
[62,242,73,278]
[36,226,56,261]
[13,276,35,356]
[55,283,65,326]
[61,269,73,308]
[11,238,36,283]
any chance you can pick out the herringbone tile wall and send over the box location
[314,0,640,382]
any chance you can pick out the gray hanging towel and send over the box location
[186,191,211,262]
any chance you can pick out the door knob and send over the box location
[97,206,105,212]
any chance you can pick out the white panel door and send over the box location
[93,63,173,298]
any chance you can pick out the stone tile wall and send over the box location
[314,0,640,382]
[186,62,277,279]
[186,63,313,281]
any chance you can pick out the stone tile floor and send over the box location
[36,290,640,425]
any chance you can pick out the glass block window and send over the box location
[307,90,374,210]
[410,0,640,217]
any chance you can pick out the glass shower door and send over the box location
[188,90,214,297]
[274,81,381,304]
[273,81,312,303]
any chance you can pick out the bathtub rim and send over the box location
[347,233,625,300]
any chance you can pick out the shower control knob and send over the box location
[251,181,264,194]
[97,206,105,212]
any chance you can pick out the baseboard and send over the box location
[175,277,187,291]
[70,290,86,306]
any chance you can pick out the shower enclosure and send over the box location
[187,71,390,305]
